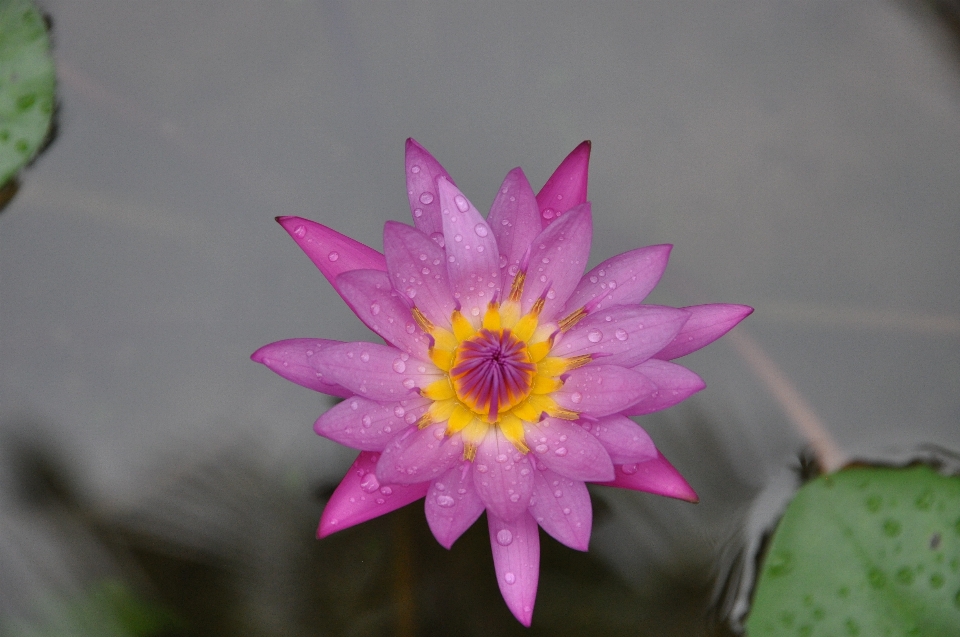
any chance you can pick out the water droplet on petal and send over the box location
[570,392,583,404]
[360,352,370,363]
[361,415,372,427]
[393,406,405,417]
[293,225,306,238]
[476,464,489,473]
[454,234,463,242]
[542,208,555,220]
[504,572,516,584]
[554,447,568,457]
[475,223,489,237]
[535,444,548,454]
[411,165,421,174]
[436,494,455,508]
[402,378,416,389]
[454,194,469,212]
[587,330,602,343]
[622,463,639,475]
[496,529,514,546]
[615,328,628,341]
[380,486,393,495]
[413,208,423,218]
[327,251,339,262]
[370,302,381,315]
[350,401,359,410]
[419,192,434,205]
[405,286,417,299]
[359,473,380,493]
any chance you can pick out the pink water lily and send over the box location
[252,139,751,625]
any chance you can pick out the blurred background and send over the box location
[2,1,960,635]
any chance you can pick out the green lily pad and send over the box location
[0,0,55,188]
[746,465,960,636]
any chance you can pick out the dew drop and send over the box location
[587,329,602,343]
[405,286,417,299]
[413,208,423,218]
[454,194,470,212]
[470,306,481,316]
[419,192,434,205]
[370,302,381,315]
[498,255,508,268]
[504,572,516,584]
[570,392,583,404]
[546,288,556,299]
[436,494,456,508]
[554,447,568,457]
[327,251,339,262]
[361,415,372,428]
[359,473,380,493]
[615,328,628,341]
[360,352,370,363]
[405,323,416,334]
[542,208,556,220]
[402,378,416,389]
[476,464,489,473]
[380,486,393,495]
[535,444,548,454]
[622,463,639,475]
[496,529,514,546]
[393,406,405,417]
[350,401,359,410]
[430,232,445,248]
[475,223,489,237]
[411,165,421,174]
[589,275,598,283]
[554,490,563,498]
[293,225,306,238]
[496,453,508,463]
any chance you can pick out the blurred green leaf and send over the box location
[746,465,960,636]
[0,0,55,188]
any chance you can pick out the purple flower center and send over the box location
[450,328,536,421]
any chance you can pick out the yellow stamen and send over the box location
[446,403,476,435]
[509,270,526,302]
[482,302,501,331]
[532,376,563,394]
[557,306,588,331]
[451,310,474,341]
[422,378,455,401]
[411,306,434,333]
[430,347,456,372]
[463,443,478,461]
[499,413,529,453]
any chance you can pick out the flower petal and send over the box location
[552,305,690,367]
[488,511,540,627]
[438,177,502,321]
[314,396,429,451]
[375,422,464,484]
[487,168,542,289]
[521,204,593,321]
[472,428,535,521]
[563,244,672,314]
[553,364,657,417]
[276,216,387,296]
[424,461,485,549]
[336,269,431,359]
[653,303,753,360]
[383,221,456,328]
[580,415,657,465]
[536,140,591,228]
[529,467,592,551]
[623,359,706,416]
[317,451,429,538]
[598,451,699,503]
[525,418,615,482]
[405,138,455,237]
[314,341,441,401]
[250,338,351,397]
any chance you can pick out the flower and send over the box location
[252,139,751,625]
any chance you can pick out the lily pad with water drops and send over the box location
[746,464,960,636]
[0,0,55,189]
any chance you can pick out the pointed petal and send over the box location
[251,338,351,397]
[653,303,753,360]
[314,341,441,402]
[336,269,431,358]
[405,138,455,237]
[597,451,699,503]
[317,451,429,538]
[564,244,672,314]
[375,422,464,484]
[488,512,540,626]
[536,140,591,228]
[383,221,456,328]
[554,364,657,418]
[520,204,593,320]
[276,216,387,298]
[472,428,535,521]
[552,305,690,367]
[487,168,542,289]
[314,396,429,451]
[424,462,485,549]
[581,415,657,465]
[525,418,615,482]
[438,177,502,321]
[623,359,706,415]
[529,467,592,551]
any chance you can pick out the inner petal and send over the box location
[450,328,535,420]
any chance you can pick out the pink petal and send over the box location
[424,462,485,549]
[472,428,535,522]
[250,338,351,398]
[487,168,542,289]
[653,303,753,360]
[438,177,502,321]
[375,422,464,485]
[553,364,657,417]
[598,451,699,503]
[563,244,672,314]
[317,451,429,538]
[520,204,593,321]
[488,512,540,626]
[580,415,657,465]
[336,269,431,359]
[313,396,429,451]
[314,341,441,402]
[528,467,592,551]
[405,138,455,237]
[276,216,387,295]
[525,418,615,482]
[382,221,456,328]
[536,140,591,229]
[552,305,690,367]
[623,359,706,416]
